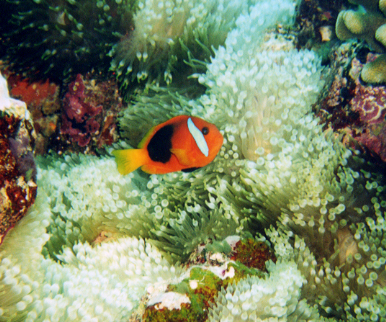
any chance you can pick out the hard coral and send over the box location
[335,0,386,83]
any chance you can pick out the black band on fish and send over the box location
[147,124,173,163]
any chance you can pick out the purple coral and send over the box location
[61,74,102,147]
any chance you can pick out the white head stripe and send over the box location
[187,117,209,157]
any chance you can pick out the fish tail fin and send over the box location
[112,149,148,175]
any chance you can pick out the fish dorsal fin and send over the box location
[170,148,191,166]
[187,117,209,157]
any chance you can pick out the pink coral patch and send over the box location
[60,74,103,147]
[350,83,386,124]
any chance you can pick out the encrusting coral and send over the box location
[60,74,103,148]
[1,0,386,321]
[335,0,386,84]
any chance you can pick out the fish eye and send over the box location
[202,127,209,135]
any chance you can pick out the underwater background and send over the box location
[1,0,386,321]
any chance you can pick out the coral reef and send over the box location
[316,42,386,162]
[0,0,136,82]
[350,62,386,160]
[60,74,123,150]
[296,0,344,47]
[61,74,103,147]
[7,76,61,155]
[335,0,386,84]
[1,0,386,321]
[0,73,37,245]
[118,0,386,319]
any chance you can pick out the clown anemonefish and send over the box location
[112,115,223,174]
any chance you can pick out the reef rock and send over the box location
[0,73,37,244]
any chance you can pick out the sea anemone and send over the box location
[109,0,259,96]
[1,0,136,82]
[1,0,386,320]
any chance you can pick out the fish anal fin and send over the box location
[170,148,192,166]
[112,149,148,175]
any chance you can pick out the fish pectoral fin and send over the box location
[112,149,148,175]
[170,148,192,166]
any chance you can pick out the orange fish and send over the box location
[112,115,223,174]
